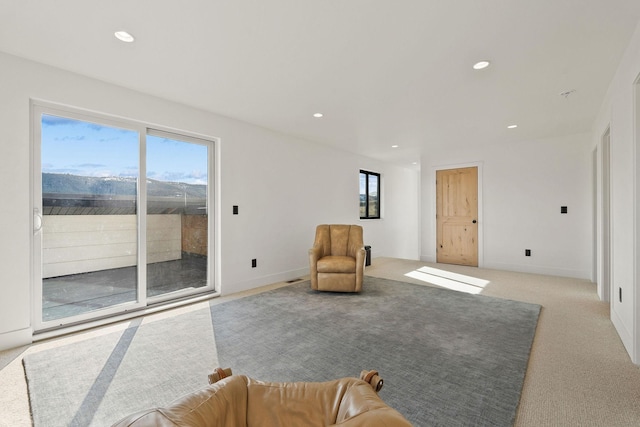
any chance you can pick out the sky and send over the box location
[41,114,209,185]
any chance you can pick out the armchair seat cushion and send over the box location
[317,256,356,274]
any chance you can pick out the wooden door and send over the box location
[436,167,478,266]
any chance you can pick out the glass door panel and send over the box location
[40,114,140,322]
[146,133,209,299]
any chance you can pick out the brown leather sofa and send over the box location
[309,224,365,292]
[111,369,412,427]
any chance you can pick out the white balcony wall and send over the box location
[42,215,181,278]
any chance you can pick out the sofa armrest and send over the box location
[332,407,413,426]
[335,381,412,426]
[111,376,249,427]
[111,408,180,427]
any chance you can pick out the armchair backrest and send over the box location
[314,224,363,258]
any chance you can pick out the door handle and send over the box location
[34,208,42,232]
[472,219,477,224]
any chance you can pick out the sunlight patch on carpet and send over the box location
[405,265,490,294]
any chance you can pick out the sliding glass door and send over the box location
[145,131,210,300]
[32,103,215,331]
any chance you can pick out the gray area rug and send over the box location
[22,309,217,427]
[211,278,541,426]
[23,277,540,426]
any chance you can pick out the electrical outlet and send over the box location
[252,259,257,268]
[525,249,531,256]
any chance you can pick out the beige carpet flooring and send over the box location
[2,257,640,426]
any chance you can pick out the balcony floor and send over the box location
[42,254,208,322]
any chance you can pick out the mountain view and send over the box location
[42,173,206,198]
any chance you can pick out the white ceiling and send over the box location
[1,0,640,167]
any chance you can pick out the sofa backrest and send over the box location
[245,377,412,427]
[112,374,412,427]
[246,377,345,426]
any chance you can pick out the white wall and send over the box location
[421,133,593,280]
[592,20,640,363]
[360,158,421,261]
[0,52,420,350]
[219,116,421,294]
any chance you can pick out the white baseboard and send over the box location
[0,327,32,352]
[483,261,591,280]
[420,255,590,280]
[610,306,634,363]
[222,267,310,295]
[420,254,436,263]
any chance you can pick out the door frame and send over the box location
[595,127,611,303]
[431,162,483,267]
[30,99,220,336]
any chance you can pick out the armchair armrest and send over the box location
[309,244,323,263]
[309,244,324,290]
[353,247,366,292]
[355,247,365,271]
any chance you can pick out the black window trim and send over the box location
[360,169,381,219]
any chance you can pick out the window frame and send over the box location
[360,169,381,219]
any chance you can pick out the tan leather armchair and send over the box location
[309,224,366,292]
[111,369,412,427]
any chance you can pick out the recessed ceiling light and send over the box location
[473,60,490,70]
[313,113,323,118]
[507,124,518,129]
[391,145,399,148]
[114,31,135,43]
